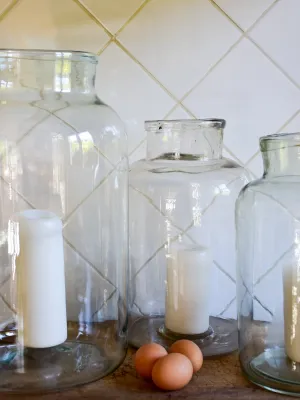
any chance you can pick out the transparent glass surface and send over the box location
[0,50,128,392]
[129,119,250,356]
[236,133,300,396]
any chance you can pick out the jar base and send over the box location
[0,341,126,393]
[129,316,237,356]
[242,347,300,396]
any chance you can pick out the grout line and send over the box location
[64,238,117,290]
[246,36,300,92]
[245,150,260,168]
[129,137,146,158]
[178,36,244,107]
[255,244,294,286]
[132,302,146,316]
[246,0,280,35]
[0,176,117,292]
[115,0,151,37]
[213,260,236,284]
[114,39,180,105]
[218,296,236,317]
[62,163,116,225]
[210,0,300,92]
[74,0,113,38]
[278,108,300,132]
[162,104,183,119]
[132,175,242,281]
[210,0,244,33]
[97,39,113,56]
[0,0,20,23]
[223,145,245,166]
[254,296,273,318]
[92,289,117,320]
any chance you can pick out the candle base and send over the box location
[242,347,300,396]
[158,324,214,344]
[0,321,126,393]
[129,316,237,356]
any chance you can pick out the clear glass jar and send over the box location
[0,50,128,392]
[236,132,300,396]
[129,119,250,356]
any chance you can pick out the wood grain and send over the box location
[0,350,291,399]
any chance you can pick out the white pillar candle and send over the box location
[165,245,212,335]
[15,210,67,348]
[283,263,300,362]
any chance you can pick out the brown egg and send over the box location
[152,353,193,391]
[169,340,203,373]
[135,343,168,379]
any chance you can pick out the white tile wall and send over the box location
[1,0,299,176]
[0,0,300,320]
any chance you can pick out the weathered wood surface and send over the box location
[0,350,290,399]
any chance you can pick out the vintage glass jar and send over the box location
[236,132,300,396]
[129,119,250,356]
[0,50,128,392]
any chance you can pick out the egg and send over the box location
[134,343,167,379]
[169,340,203,373]
[152,353,193,391]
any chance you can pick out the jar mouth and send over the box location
[0,49,98,64]
[260,132,300,152]
[145,119,226,132]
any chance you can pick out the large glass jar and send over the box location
[129,119,250,356]
[236,133,300,396]
[0,50,128,392]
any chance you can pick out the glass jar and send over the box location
[0,50,128,392]
[129,119,250,356]
[236,132,300,396]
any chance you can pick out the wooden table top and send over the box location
[0,350,291,399]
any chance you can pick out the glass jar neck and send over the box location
[145,119,225,162]
[261,133,300,178]
[0,50,97,99]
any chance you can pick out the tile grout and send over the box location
[84,0,298,171]
[115,0,151,37]
[74,0,113,39]
[0,0,20,23]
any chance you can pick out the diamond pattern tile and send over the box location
[0,0,299,320]
[281,112,300,133]
[254,263,283,323]
[81,0,144,34]
[246,152,263,178]
[129,140,146,165]
[64,243,115,322]
[3,114,113,219]
[211,264,236,317]
[214,0,275,31]
[220,298,236,319]
[167,106,191,120]
[184,38,300,163]
[119,0,241,98]
[64,170,127,285]
[0,105,48,146]
[250,0,300,86]
[134,246,166,315]
[0,0,109,52]
[96,43,175,154]
[0,0,12,15]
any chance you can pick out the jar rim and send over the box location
[0,49,98,64]
[145,119,226,131]
[260,132,300,152]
